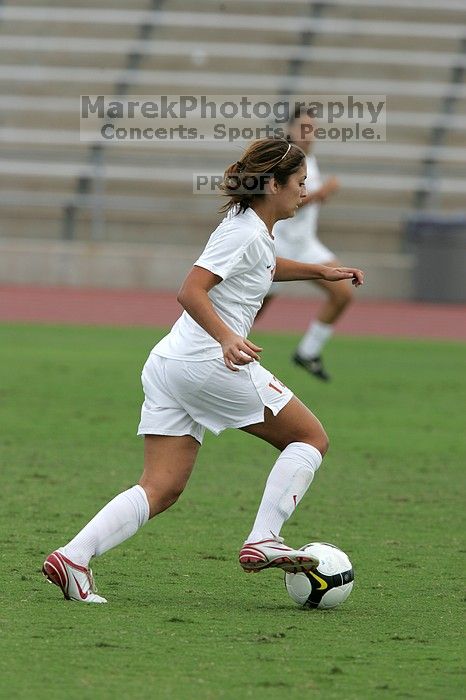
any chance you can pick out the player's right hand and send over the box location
[221,335,263,372]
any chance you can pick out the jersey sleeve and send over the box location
[194,224,260,280]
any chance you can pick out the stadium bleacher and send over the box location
[0,0,465,295]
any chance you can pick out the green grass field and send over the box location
[0,323,465,700]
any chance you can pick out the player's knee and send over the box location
[312,429,329,457]
[159,485,184,511]
[334,285,353,311]
[301,423,329,456]
[141,482,185,517]
[288,425,329,457]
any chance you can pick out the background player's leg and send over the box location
[295,259,353,380]
[311,275,353,325]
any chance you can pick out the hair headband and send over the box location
[236,141,292,173]
[277,142,292,163]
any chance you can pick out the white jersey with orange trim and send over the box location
[152,207,275,361]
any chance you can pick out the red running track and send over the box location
[0,285,465,341]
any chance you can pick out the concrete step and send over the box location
[0,236,415,299]
[298,60,450,82]
[0,49,128,70]
[321,2,466,26]
[2,21,140,40]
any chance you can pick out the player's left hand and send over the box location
[322,266,364,286]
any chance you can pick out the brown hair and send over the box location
[220,137,305,214]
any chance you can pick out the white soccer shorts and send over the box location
[137,354,293,443]
[271,236,335,294]
[276,236,334,267]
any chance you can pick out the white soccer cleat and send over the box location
[239,536,320,574]
[42,549,107,604]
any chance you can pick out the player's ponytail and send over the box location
[220,137,305,214]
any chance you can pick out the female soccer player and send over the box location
[257,108,350,381]
[42,137,363,603]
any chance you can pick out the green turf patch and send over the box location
[0,324,465,699]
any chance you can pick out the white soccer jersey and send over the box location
[152,207,276,361]
[273,154,322,246]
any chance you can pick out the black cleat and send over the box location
[293,353,331,382]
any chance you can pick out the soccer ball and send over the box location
[284,542,354,609]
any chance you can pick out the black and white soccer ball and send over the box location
[285,542,354,609]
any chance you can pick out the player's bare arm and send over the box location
[274,258,364,287]
[177,265,262,372]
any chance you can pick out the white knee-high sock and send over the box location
[61,485,150,567]
[298,320,333,358]
[246,442,322,543]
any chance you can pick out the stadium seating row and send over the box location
[0,0,465,295]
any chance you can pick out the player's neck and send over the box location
[250,203,277,236]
